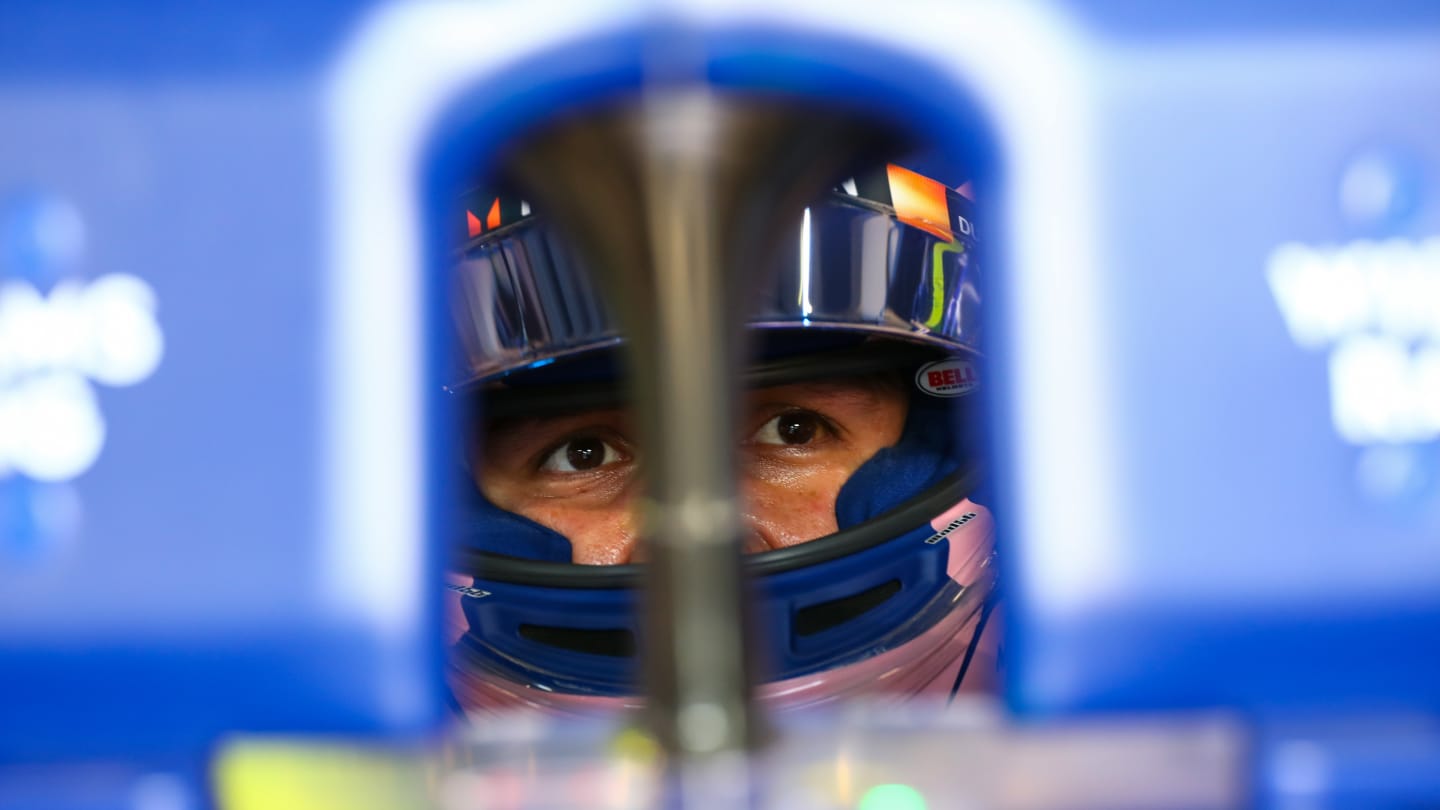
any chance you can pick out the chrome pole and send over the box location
[508,89,897,801]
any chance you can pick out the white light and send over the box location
[1329,335,1440,445]
[677,700,730,754]
[1266,242,1369,349]
[0,274,162,482]
[1267,238,1440,349]
[36,282,94,373]
[1371,237,1440,342]
[798,206,813,317]
[1269,235,1440,446]
[0,275,162,387]
[0,282,51,383]
[0,373,105,482]
[1330,335,1412,444]
[81,274,165,386]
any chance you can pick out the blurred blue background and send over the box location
[2,2,1439,808]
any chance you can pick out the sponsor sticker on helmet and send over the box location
[916,358,978,397]
[924,511,979,544]
[445,583,492,600]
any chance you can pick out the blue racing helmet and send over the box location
[446,159,997,711]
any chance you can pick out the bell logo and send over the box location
[1267,237,1440,445]
[0,274,163,481]
[916,358,978,397]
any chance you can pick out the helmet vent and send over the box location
[793,579,902,637]
[518,624,636,657]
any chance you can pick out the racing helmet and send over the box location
[445,156,998,713]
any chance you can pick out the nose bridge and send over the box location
[566,505,644,565]
[623,499,773,559]
[736,481,783,553]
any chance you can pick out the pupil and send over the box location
[778,412,817,445]
[566,438,604,470]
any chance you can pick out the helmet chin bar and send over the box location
[452,461,983,587]
[502,93,902,760]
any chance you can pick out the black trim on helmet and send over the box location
[478,340,949,420]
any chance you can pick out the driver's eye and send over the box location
[753,411,822,446]
[540,436,622,473]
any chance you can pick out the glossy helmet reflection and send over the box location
[446,160,997,712]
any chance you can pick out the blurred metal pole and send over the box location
[631,89,759,763]
[509,89,898,801]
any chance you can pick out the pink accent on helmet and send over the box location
[934,498,993,587]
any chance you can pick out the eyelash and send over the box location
[748,408,838,447]
[535,417,642,469]
[534,431,629,475]
[530,407,838,475]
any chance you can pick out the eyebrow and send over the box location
[478,350,914,421]
[484,376,900,440]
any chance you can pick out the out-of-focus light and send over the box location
[1266,238,1440,349]
[857,783,928,810]
[81,274,165,386]
[1267,242,1369,350]
[1339,150,1421,230]
[129,773,193,810]
[1267,237,1440,446]
[677,700,730,754]
[0,372,105,482]
[2,194,85,282]
[0,276,164,387]
[1355,444,1430,505]
[0,479,81,563]
[608,727,660,763]
[0,275,163,482]
[1269,741,1330,804]
[1329,335,1440,445]
[215,743,429,810]
[1341,153,1399,226]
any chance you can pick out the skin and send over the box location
[476,378,908,564]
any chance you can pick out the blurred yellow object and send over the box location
[213,739,432,810]
[608,726,660,764]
